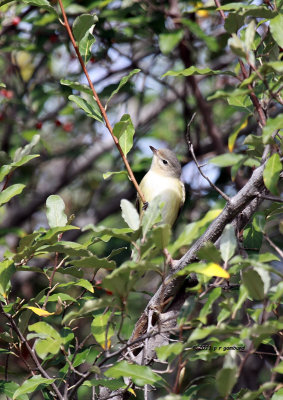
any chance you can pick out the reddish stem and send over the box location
[57,0,146,203]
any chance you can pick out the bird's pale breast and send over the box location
[140,170,185,227]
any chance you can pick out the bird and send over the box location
[138,146,185,227]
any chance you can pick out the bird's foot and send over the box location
[163,248,178,268]
[142,201,149,211]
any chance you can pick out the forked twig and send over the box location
[186,113,230,202]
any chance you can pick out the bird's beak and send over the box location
[149,145,158,154]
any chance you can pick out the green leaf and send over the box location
[197,242,222,264]
[0,184,25,206]
[182,18,219,52]
[228,117,248,152]
[159,30,183,55]
[13,134,40,163]
[224,12,245,34]
[270,14,283,48]
[106,69,140,108]
[74,278,94,293]
[0,154,40,183]
[228,33,246,58]
[72,14,98,43]
[113,114,135,157]
[243,225,262,250]
[188,325,217,342]
[79,31,95,64]
[68,94,103,122]
[22,0,57,15]
[209,153,245,167]
[162,66,235,78]
[46,195,67,228]
[37,241,90,257]
[198,287,222,324]
[220,224,237,263]
[262,114,283,144]
[28,322,62,359]
[263,153,282,195]
[13,375,55,399]
[272,361,283,374]
[69,255,115,270]
[260,61,283,75]
[152,224,171,249]
[60,79,92,95]
[0,381,28,400]
[156,342,183,362]
[103,170,128,180]
[0,260,15,297]
[242,268,265,300]
[169,209,222,255]
[82,379,126,391]
[272,388,283,400]
[216,367,238,397]
[105,361,164,387]
[244,20,256,53]
[83,224,135,243]
[142,195,163,237]
[91,311,114,349]
[120,199,140,230]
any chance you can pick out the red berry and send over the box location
[55,119,62,126]
[63,122,73,132]
[0,89,13,99]
[36,122,42,130]
[12,16,21,26]
[49,34,58,43]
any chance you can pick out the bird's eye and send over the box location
[162,159,168,165]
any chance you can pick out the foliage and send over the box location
[0,1,282,399]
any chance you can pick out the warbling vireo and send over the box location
[138,146,185,227]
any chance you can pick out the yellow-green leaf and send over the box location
[26,307,55,317]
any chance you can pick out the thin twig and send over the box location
[57,0,146,204]
[186,113,230,202]
[257,193,283,203]
[0,303,64,400]
[264,234,283,259]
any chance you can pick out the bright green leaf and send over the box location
[105,361,164,387]
[0,184,25,206]
[60,79,92,95]
[13,375,55,399]
[68,94,103,122]
[103,170,128,180]
[162,66,235,78]
[159,30,183,55]
[270,14,283,48]
[156,342,183,362]
[0,260,15,297]
[91,311,114,349]
[106,69,140,108]
[209,153,245,167]
[262,114,283,144]
[22,0,57,15]
[113,114,135,157]
[72,14,98,43]
[263,153,282,195]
